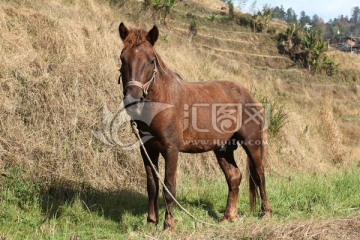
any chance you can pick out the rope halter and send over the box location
[124,61,158,98]
[118,52,167,99]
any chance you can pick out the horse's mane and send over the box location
[123,28,148,48]
[174,72,184,81]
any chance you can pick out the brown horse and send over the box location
[118,22,272,230]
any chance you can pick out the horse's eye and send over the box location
[150,59,155,64]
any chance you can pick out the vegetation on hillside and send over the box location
[144,0,180,24]
[251,7,271,32]
[203,2,352,76]
[278,25,337,75]
[271,5,360,39]
[0,0,359,238]
[252,91,288,138]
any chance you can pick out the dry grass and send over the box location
[328,49,360,71]
[0,0,359,193]
[320,93,348,164]
[0,0,127,189]
[186,0,227,13]
[177,214,360,239]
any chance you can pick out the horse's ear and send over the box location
[119,22,129,41]
[146,25,159,46]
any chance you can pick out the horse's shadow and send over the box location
[177,197,223,221]
[177,196,246,222]
[39,180,147,223]
[39,180,226,225]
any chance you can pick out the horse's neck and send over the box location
[151,54,185,100]
[157,57,180,84]
[150,71,182,103]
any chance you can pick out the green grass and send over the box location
[1,166,359,239]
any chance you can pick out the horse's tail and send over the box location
[247,118,267,213]
[248,156,258,213]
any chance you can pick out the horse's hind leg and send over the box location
[241,136,272,217]
[214,146,242,222]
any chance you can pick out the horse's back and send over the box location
[181,80,255,105]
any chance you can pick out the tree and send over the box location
[299,11,311,27]
[279,5,286,20]
[351,6,360,23]
[270,4,360,41]
[314,18,327,37]
[271,5,287,21]
[271,6,281,19]
[286,7,297,24]
[226,0,235,20]
[311,14,320,26]
[248,0,257,15]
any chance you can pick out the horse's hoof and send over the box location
[163,217,175,231]
[163,222,175,231]
[147,217,158,224]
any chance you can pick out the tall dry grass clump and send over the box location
[321,93,348,164]
[0,0,140,190]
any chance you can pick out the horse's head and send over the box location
[118,22,160,116]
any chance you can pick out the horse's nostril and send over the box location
[124,95,134,105]
[124,94,144,107]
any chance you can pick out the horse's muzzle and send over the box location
[123,94,144,108]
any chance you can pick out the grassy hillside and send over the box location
[0,0,359,238]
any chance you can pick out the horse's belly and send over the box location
[179,136,232,153]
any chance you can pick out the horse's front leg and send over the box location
[141,147,160,224]
[161,146,179,231]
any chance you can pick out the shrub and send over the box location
[277,23,303,58]
[302,30,338,75]
[236,14,252,27]
[251,7,271,32]
[226,0,235,20]
[109,0,125,7]
[278,25,338,75]
[267,26,277,35]
[252,91,288,138]
[144,0,179,24]
[188,20,197,43]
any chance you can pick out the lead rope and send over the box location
[154,52,167,76]
[143,62,158,96]
[130,120,220,228]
